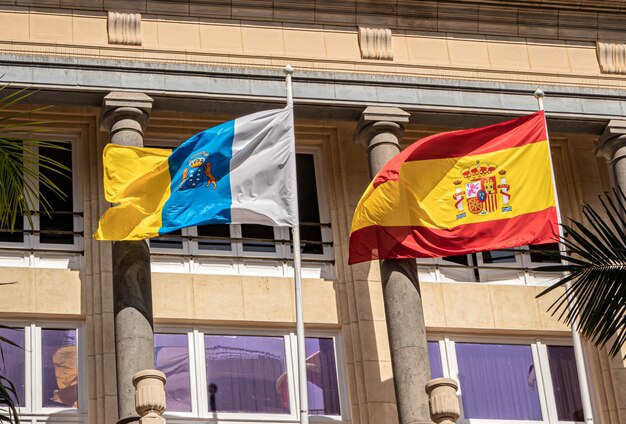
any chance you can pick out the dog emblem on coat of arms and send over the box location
[178,151,217,191]
[452,160,512,220]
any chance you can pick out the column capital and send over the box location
[354,106,410,148]
[596,120,626,161]
[100,91,154,146]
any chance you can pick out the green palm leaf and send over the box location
[537,189,626,358]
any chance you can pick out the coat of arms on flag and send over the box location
[453,160,512,219]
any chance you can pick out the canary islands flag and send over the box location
[95,107,297,241]
[349,111,558,264]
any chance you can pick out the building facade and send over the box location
[0,1,624,423]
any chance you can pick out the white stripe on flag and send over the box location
[229,107,298,227]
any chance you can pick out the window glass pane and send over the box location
[0,214,23,243]
[150,230,183,249]
[42,329,78,408]
[296,154,323,255]
[241,224,275,253]
[0,327,25,405]
[529,243,561,263]
[547,346,584,422]
[482,249,516,264]
[198,224,231,251]
[154,333,192,412]
[204,335,289,414]
[39,142,74,245]
[455,343,542,420]
[428,341,443,379]
[304,337,340,416]
[443,255,468,266]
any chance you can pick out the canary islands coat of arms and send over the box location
[178,151,218,191]
[452,160,511,220]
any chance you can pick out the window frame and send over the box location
[428,335,584,424]
[154,326,348,423]
[0,133,83,269]
[0,320,86,419]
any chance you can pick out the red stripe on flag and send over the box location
[374,111,546,188]
[348,207,558,264]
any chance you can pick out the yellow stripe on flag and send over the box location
[351,140,555,232]
[94,144,173,240]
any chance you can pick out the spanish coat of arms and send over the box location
[452,160,511,219]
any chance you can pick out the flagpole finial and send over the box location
[534,88,545,99]
[284,64,294,75]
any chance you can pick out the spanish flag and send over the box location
[348,111,558,264]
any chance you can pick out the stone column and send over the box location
[596,120,626,193]
[355,106,432,424]
[101,92,155,424]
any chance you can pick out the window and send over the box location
[148,151,332,278]
[417,244,561,285]
[0,137,83,268]
[428,337,584,423]
[153,329,346,422]
[0,323,85,420]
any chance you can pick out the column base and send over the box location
[116,416,141,424]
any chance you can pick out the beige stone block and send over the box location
[157,20,201,50]
[72,14,107,46]
[489,285,542,331]
[487,39,531,71]
[358,319,390,361]
[35,269,81,315]
[535,286,570,331]
[421,282,446,328]
[324,30,360,60]
[447,36,490,67]
[405,34,449,66]
[442,284,495,329]
[241,25,285,56]
[567,45,601,74]
[368,401,398,424]
[354,279,385,321]
[363,360,395,402]
[152,273,195,320]
[391,35,410,63]
[302,278,339,324]
[192,274,244,321]
[141,19,159,48]
[200,24,243,54]
[283,28,326,58]
[30,11,73,42]
[350,260,381,282]
[103,352,117,396]
[242,277,294,322]
[527,40,572,72]
[0,10,29,40]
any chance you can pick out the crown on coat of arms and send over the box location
[188,151,210,168]
[462,160,497,180]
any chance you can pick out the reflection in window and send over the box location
[39,142,73,245]
[198,224,231,251]
[303,338,340,416]
[428,341,443,379]
[41,329,78,408]
[241,224,275,253]
[548,346,584,421]
[150,229,183,249]
[0,327,25,404]
[482,250,516,264]
[204,335,288,414]
[154,333,192,412]
[296,154,323,255]
[455,343,542,420]
[529,243,561,263]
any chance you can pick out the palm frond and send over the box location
[537,189,626,358]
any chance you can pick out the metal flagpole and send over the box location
[534,88,594,423]
[284,64,310,424]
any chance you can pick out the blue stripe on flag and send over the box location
[160,119,235,234]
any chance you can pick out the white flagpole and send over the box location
[534,89,594,423]
[284,64,310,424]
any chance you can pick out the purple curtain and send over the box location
[547,346,584,421]
[304,338,340,416]
[204,335,289,414]
[0,328,25,405]
[42,329,78,408]
[154,334,192,412]
[428,341,443,379]
[455,343,542,420]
